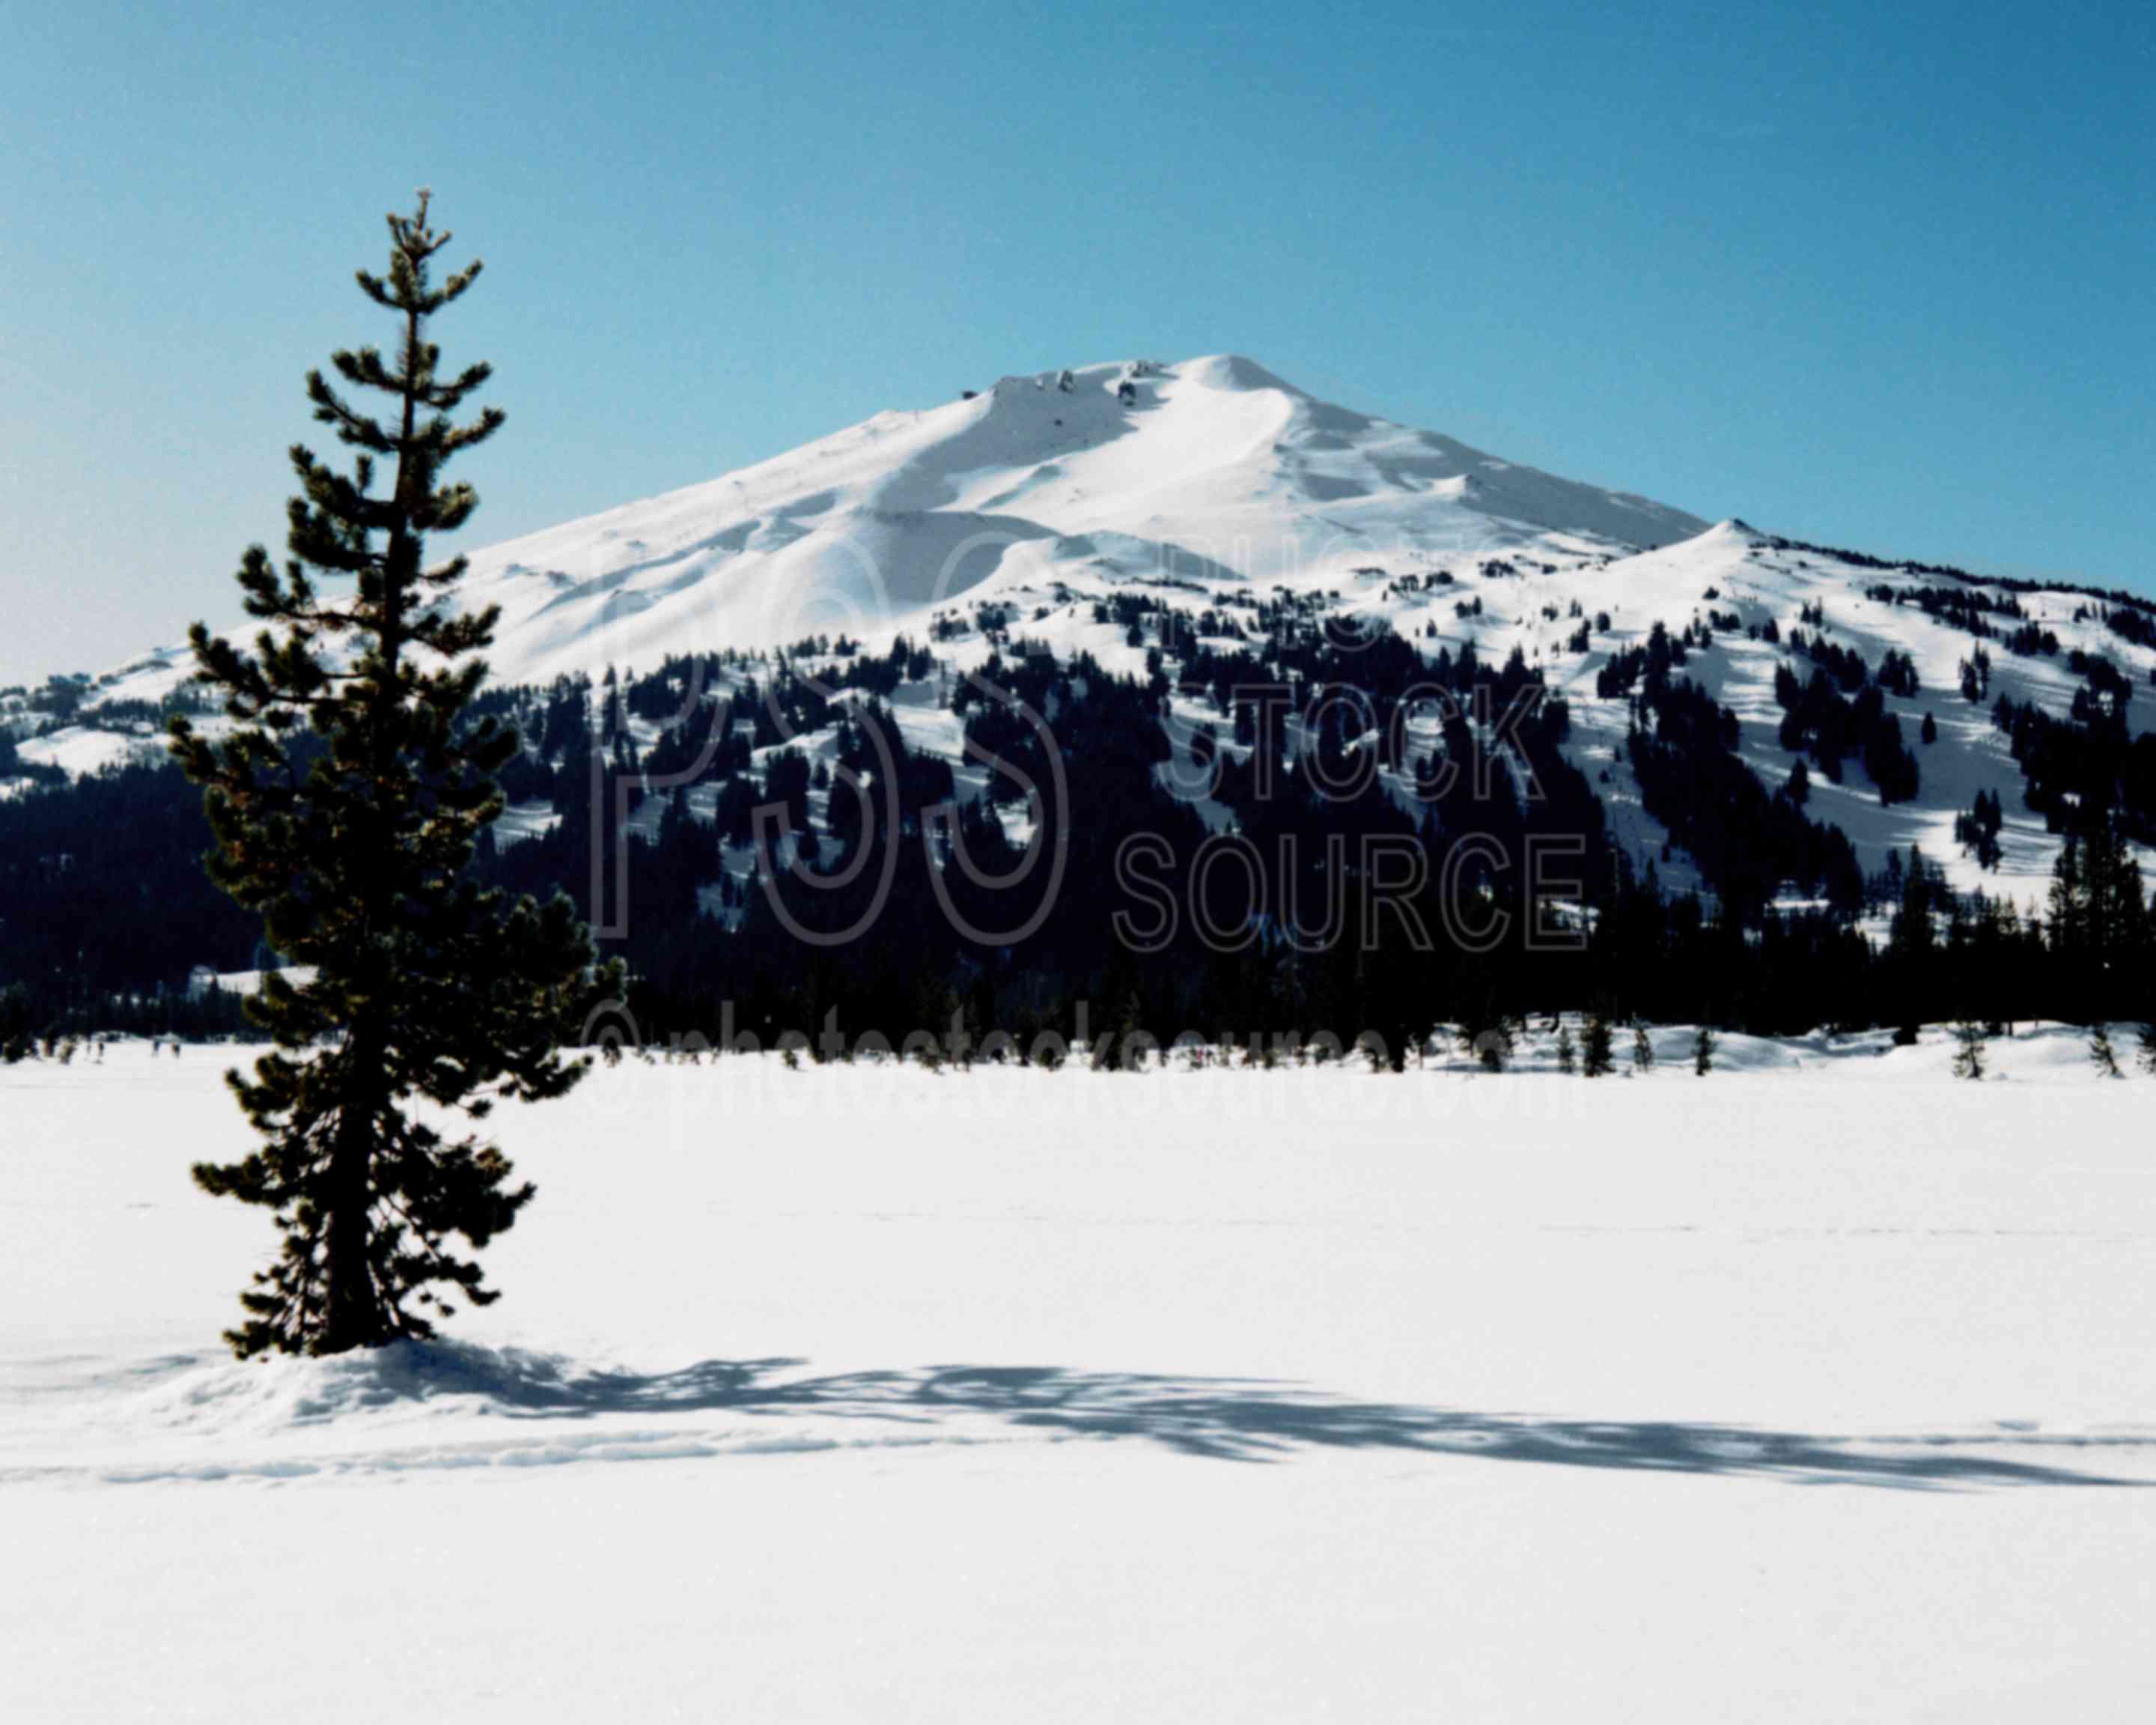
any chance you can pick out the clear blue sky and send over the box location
[2,0,2150,685]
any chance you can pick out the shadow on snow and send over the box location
[356,1342,2149,1489]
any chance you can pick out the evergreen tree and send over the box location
[2081,813,2146,1023]
[1889,845,1932,1044]
[2140,1020,2156,1077]
[1455,991,1513,1072]
[2089,1022,2122,1078]
[2047,831,2087,1011]
[1581,1010,1614,1077]
[1951,1019,1986,1080]
[1555,1022,1576,1074]
[1630,1018,1654,1074]
[169,193,611,1357]
[1693,1023,1715,1074]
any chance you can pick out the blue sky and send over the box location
[2,0,2150,684]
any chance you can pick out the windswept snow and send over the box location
[4,1035,2155,1719]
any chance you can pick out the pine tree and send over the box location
[1455,992,1513,1072]
[2140,1020,2156,1077]
[168,193,612,1357]
[2047,831,2086,1012]
[1951,1019,1986,1080]
[2080,813,2146,1024]
[1693,1023,1715,1074]
[1890,845,1932,1043]
[2089,1023,2122,1078]
[1555,1023,1577,1074]
[1630,1019,1654,1074]
[1581,1010,1614,1077]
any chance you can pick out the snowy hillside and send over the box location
[6,1035,2156,1720]
[12,356,2154,911]
[1518,520,2156,906]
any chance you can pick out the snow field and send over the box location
[3,1032,2155,1719]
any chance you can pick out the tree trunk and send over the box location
[321,1028,385,1353]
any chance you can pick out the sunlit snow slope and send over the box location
[433,354,1705,681]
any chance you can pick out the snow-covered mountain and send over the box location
[439,353,1705,681]
[78,355,1707,696]
[13,355,2154,911]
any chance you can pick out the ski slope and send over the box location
[5,1032,2155,1721]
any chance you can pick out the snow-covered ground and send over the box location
[4,1030,2155,1720]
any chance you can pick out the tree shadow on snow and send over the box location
[371,1344,2151,1489]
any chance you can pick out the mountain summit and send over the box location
[445,356,1707,681]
